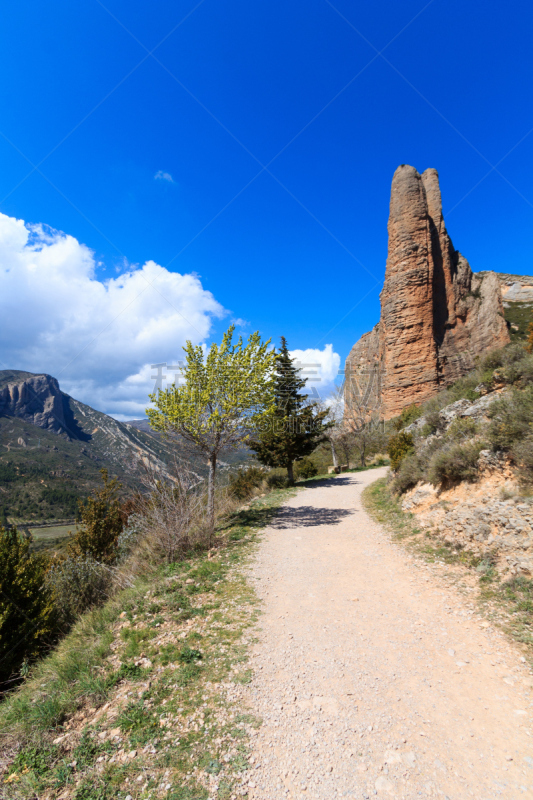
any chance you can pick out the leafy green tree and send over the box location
[249,337,330,483]
[67,469,123,564]
[0,527,58,682]
[147,325,276,538]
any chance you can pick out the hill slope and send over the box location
[0,371,180,525]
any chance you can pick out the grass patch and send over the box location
[0,582,148,741]
[362,477,419,540]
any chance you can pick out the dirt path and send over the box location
[244,470,533,800]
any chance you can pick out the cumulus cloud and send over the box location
[154,170,174,183]
[0,212,225,418]
[289,344,341,401]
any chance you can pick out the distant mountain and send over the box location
[122,419,252,470]
[124,418,155,435]
[0,371,251,526]
[0,371,181,525]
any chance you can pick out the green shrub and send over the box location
[229,467,265,500]
[391,452,423,494]
[511,436,533,484]
[479,348,506,371]
[46,555,113,624]
[393,404,422,431]
[422,409,442,436]
[266,473,291,490]
[68,469,123,564]
[476,344,533,388]
[178,646,202,663]
[371,453,389,466]
[487,387,533,452]
[0,527,59,682]
[446,417,479,441]
[427,441,484,486]
[387,431,414,471]
[296,457,318,479]
[445,374,480,403]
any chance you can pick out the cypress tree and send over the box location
[0,527,59,682]
[249,337,330,482]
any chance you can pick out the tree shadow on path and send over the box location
[269,505,353,529]
[301,476,362,489]
[228,503,353,533]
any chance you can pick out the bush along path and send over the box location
[0,485,296,800]
[241,469,533,800]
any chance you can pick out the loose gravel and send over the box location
[242,469,533,799]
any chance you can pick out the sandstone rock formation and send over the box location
[345,165,510,419]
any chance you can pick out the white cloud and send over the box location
[0,212,226,418]
[154,170,174,183]
[289,344,341,400]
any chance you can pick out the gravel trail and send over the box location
[245,470,533,800]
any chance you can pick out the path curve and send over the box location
[245,470,533,800]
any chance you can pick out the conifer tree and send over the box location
[67,469,123,565]
[0,527,58,682]
[249,337,330,482]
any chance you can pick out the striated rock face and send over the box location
[345,165,510,419]
[0,372,70,434]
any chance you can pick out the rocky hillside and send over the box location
[345,165,511,419]
[0,371,180,524]
[0,371,253,525]
[389,343,533,582]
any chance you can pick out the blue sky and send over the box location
[1,0,532,416]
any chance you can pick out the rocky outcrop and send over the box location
[345,166,510,419]
[479,272,533,304]
[0,372,73,435]
[399,390,533,580]
[402,468,533,580]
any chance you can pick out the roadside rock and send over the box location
[404,391,506,436]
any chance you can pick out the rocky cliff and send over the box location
[0,371,86,438]
[0,370,180,505]
[345,165,510,420]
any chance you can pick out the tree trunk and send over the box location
[330,440,339,469]
[207,453,217,544]
[287,461,295,484]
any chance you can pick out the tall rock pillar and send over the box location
[345,165,510,420]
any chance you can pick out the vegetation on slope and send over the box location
[363,477,533,654]
[387,341,533,492]
[0,445,304,796]
[0,485,295,800]
[503,301,533,343]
